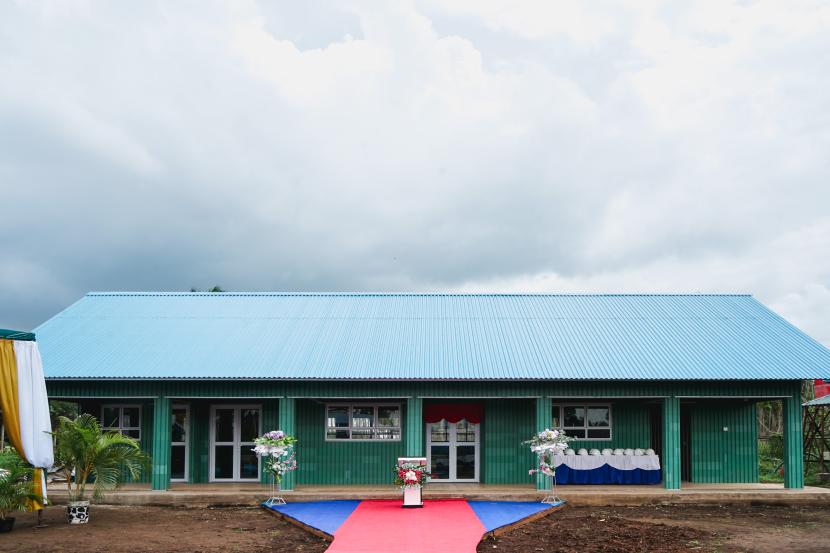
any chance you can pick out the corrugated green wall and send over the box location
[482,399,535,484]
[294,399,405,485]
[689,401,758,483]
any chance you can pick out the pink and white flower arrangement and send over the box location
[525,428,571,477]
[253,430,297,482]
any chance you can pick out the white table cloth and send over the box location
[552,454,660,471]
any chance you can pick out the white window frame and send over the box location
[426,419,480,483]
[208,404,262,482]
[171,404,189,483]
[101,404,142,441]
[553,403,613,441]
[324,403,402,441]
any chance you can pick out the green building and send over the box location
[36,293,830,491]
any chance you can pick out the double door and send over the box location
[426,419,479,482]
[209,405,261,481]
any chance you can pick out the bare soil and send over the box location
[2,503,828,552]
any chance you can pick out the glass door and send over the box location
[210,405,261,481]
[426,418,479,482]
[171,405,189,482]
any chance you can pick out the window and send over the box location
[101,405,141,440]
[552,404,611,440]
[325,404,401,441]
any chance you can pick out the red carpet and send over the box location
[326,499,486,553]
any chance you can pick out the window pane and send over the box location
[124,429,140,439]
[456,445,476,479]
[327,428,350,440]
[241,409,259,442]
[456,420,476,442]
[214,409,234,442]
[352,406,374,428]
[587,407,610,427]
[430,420,449,442]
[171,445,186,480]
[240,446,259,479]
[564,428,585,439]
[430,445,450,479]
[214,446,233,479]
[552,405,561,428]
[377,407,400,427]
[122,407,140,428]
[351,428,373,440]
[587,428,611,439]
[374,428,400,440]
[103,407,120,429]
[564,406,585,427]
[171,409,187,443]
[327,407,349,428]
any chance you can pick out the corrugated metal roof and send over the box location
[34,293,830,380]
[804,395,830,407]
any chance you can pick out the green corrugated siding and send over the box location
[189,401,210,483]
[690,401,758,483]
[294,399,405,485]
[483,399,535,484]
[46,379,801,400]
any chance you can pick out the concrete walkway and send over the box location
[44,482,830,507]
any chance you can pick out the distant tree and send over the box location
[190,286,225,292]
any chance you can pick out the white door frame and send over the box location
[171,404,190,483]
[426,419,480,482]
[209,404,262,482]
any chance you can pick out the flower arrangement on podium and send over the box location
[394,460,429,508]
[253,430,296,506]
[393,462,429,489]
[525,429,570,504]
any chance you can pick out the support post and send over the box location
[260,398,279,484]
[405,397,423,457]
[535,396,552,491]
[278,397,296,491]
[662,396,681,490]
[783,385,804,489]
[151,396,172,491]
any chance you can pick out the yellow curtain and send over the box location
[0,339,44,510]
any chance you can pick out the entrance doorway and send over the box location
[209,405,261,481]
[426,419,479,482]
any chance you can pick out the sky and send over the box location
[1,1,829,346]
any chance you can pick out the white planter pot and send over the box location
[402,486,423,508]
[67,501,90,524]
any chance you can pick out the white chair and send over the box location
[613,448,624,455]
[634,448,644,456]
[623,448,634,456]
[565,448,576,456]
[577,448,588,456]
[645,448,655,456]
[601,448,613,455]
[589,449,601,456]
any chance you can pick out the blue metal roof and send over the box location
[804,395,830,407]
[34,293,830,380]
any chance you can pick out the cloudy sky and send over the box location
[1,1,829,345]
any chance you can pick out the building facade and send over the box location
[36,293,830,491]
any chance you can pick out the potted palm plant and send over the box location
[53,414,148,524]
[0,447,43,532]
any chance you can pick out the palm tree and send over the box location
[53,414,149,501]
[0,448,42,524]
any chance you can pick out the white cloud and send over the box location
[0,0,828,347]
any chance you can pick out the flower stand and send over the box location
[541,471,562,505]
[263,476,285,507]
[396,457,428,508]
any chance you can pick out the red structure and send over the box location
[815,379,830,399]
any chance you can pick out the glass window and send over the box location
[553,404,612,441]
[325,404,402,441]
[102,405,141,441]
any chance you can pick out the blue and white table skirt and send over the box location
[552,454,661,485]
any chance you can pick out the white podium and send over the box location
[397,457,427,508]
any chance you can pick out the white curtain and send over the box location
[13,340,54,495]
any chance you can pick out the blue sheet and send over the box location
[264,500,361,535]
[555,464,661,484]
[467,501,561,532]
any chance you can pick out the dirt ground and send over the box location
[1,503,829,552]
